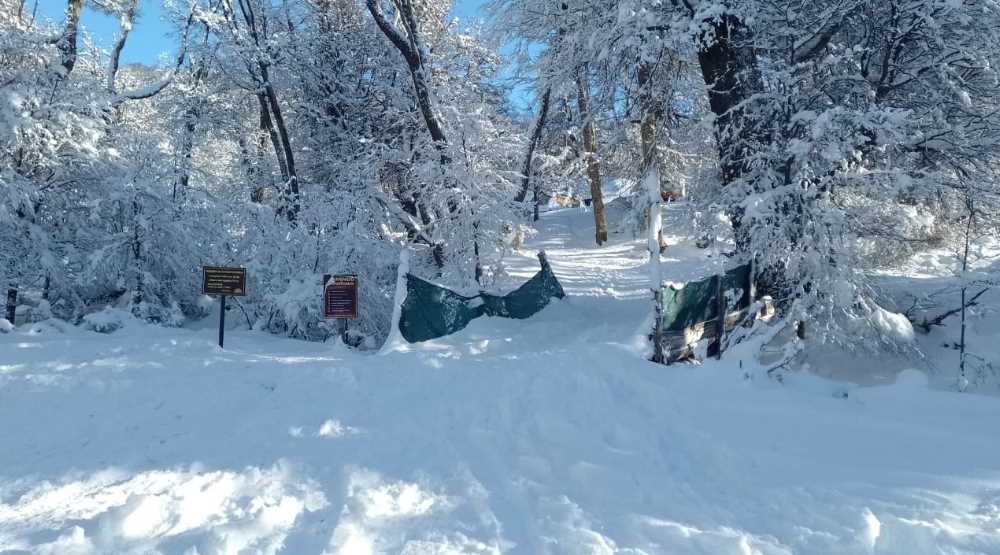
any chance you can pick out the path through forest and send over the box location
[1,207,999,554]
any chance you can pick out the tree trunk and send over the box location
[515,86,552,222]
[576,67,608,245]
[959,201,974,388]
[638,61,666,362]
[130,197,144,312]
[696,14,766,254]
[5,287,17,324]
[174,106,196,204]
[57,0,82,78]
[473,221,483,285]
[173,63,207,205]
[365,0,448,267]
[245,97,277,202]
[255,90,300,223]
[366,0,448,156]
[107,0,137,93]
[697,14,764,187]
[647,163,665,363]
[637,61,669,252]
[230,0,299,223]
[261,75,300,222]
[256,94,288,181]
[637,63,659,179]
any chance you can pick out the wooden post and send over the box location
[5,288,16,324]
[713,274,726,359]
[537,250,550,271]
[218,295,227,348]
[652,288,665,363]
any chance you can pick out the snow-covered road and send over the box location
[2,207,999,554]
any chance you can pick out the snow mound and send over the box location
[871,306,915,343]
[82,308,128,334]
[894,369,930,388]
[25,318,70,335]
[322,469,484,554]
[0,462,327,554]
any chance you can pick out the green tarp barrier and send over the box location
[720,262,752,312]
[660,263,752,332]
[399,254,566,343]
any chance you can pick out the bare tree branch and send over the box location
[112,8,196,104]
[107,0,138,93]
[913,287,991,332]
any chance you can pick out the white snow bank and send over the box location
[894,368,930,388]
[2,319,999,555]
[0,462,326,555]
[81,307,128,334]
[871,305,915,343]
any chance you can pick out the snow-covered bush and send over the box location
[14,296,52,326]
[82,307,128,334]
[26,319,71,335]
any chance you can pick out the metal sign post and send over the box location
[5,287,16,325]
[323,274,358,345]
[202,266,247,348]
[219,295,227,348]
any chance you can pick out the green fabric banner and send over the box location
[720,262,752,313]
[660,263,752,332]
[399,255,566,343]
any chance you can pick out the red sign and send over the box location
[324,275,358,319]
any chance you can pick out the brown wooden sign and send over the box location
[202,266,247,296]
[324,274,358,319]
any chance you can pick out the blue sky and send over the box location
[35,0,170,65]
[32,0,533,109]
[34,0,489,67]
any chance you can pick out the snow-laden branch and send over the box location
[111,7,196,105]
[365,0,418,68]
[107,0,137,93]
[792,1,865,64]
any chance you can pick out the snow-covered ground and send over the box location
[2,207,1000,554]
[872,248,1000,393]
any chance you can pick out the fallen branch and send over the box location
[230,296,254,329]
[913,287,990,332]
